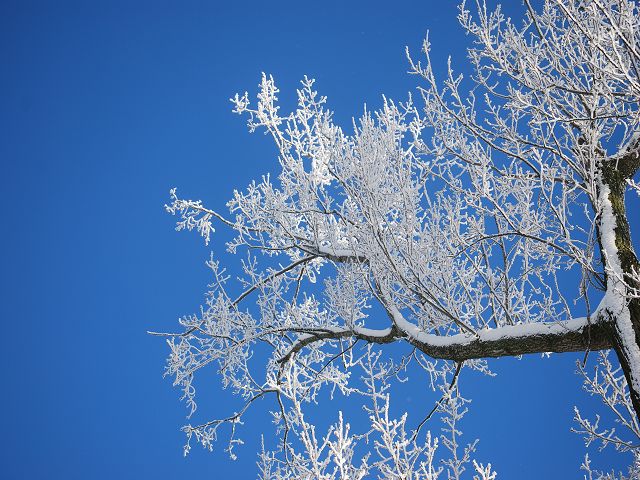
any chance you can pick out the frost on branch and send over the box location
[574,351,640,477]
[165,188,216,245]
[159,0,640,476]
[581,451,640,480]
[254,347,494,480]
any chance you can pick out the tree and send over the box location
[158,0,640,477]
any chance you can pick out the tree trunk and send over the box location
[611,300,640,425]
[600,149,640,423]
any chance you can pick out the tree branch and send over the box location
[277,315,614,366]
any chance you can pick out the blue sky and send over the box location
[0,1,631,478]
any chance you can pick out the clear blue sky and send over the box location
[0,1,629,478]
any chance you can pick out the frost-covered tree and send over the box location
[157,0,640,477]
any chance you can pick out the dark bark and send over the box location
[279,320,614,364]
[409,320,614,362]
[610,301,640,427]
[600,143,640,423]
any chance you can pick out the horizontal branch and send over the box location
[413,319,612,361]
[388,305,613,361]
[278,314,614,365]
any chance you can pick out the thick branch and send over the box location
[390,303,613,361]
[410,319,613,362]
[278,317,614,365]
